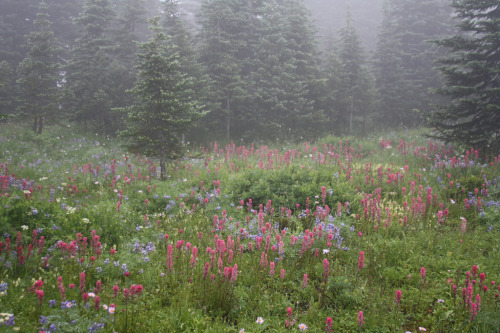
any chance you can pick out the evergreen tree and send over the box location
[17,1,60,134]
[336,9,365,134]
[374,0,453,128]
[108,0,147,118]
[429,0,500,150]
[0,61,16,118]
[63,0,116,133]
[162,0,211,141]
[196,0,250,141]
[118,18,205,179]
[253,0,322,141]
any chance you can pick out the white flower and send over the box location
[323,249,330,254]
[109,307,116,314]
[256,317,264,324]
[21,225,29,230]
[299,323,308,331]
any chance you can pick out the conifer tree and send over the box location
[429,0,500,150]
[17,1,60,134]
[118,18,205,179]
[253,0,322,140]
[374,0,452,128]
[0,61,16,118]
[63,0,116,133]
[196,0,250,141]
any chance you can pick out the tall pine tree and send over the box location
[63,0,116,133]
[253,0,322,141]
[374,0,453,128]
[17,1,60,134]
[429,0,500,150]
[196,0,250,141]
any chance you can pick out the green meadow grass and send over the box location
[0,124,499,332]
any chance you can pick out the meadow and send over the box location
[0,125,499,332]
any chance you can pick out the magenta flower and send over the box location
[395,289,402,304]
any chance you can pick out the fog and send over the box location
[2,0,497,150]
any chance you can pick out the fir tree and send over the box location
[63,0,116,133]
[374,0,452,128]
[429,0,500,150]
[0,61,16,118]
[17,1,60,134]
[117,18,205,179]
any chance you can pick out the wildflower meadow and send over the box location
[0,126,499,332]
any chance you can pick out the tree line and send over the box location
[1,0,499,152]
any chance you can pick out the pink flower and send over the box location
[420,267,426,280]
[112,285,119,297]
[79,272,86,294]
[36,289,44,306]
[395,290,402,304]
[358,251,365,271]
[323,259,330,280]
[302,274,308,289]
[325,317,333,332]
[357,311,364,326]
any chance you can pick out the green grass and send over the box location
[0,123,499,332]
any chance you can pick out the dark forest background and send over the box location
[1,0,498,151]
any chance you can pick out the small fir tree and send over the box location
[117,17,205,179]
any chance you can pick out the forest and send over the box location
[0,0,500,332]
[1,0,498,150]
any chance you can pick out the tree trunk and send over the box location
[330,110,335,136]
[349,88,354,134]
[226,96,230,142]
[160,152,166,180]
[33,116,38,133]
[37,117,43,134]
